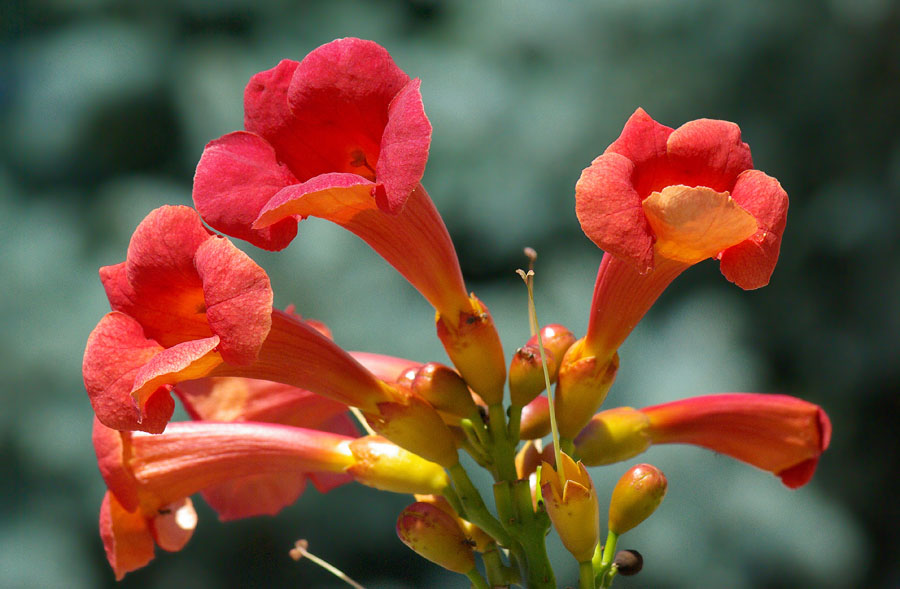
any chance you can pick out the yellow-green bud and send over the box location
[396,502,476,574]
[412,362,479,419]
[573,407,652,466]
[608,463,667,535]
[527,323,576,383]
[509,344,551,407]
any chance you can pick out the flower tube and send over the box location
[94,419,448,579]
[574,394,831,488]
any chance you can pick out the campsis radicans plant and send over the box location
[83,37,830,587]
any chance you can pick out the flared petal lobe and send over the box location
[576,108,786,286]
[83,206,273,432]
[194,37,432,250]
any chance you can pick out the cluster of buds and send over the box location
[83,38,831,587]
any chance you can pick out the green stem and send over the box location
[596,530,619,588]
[465,567,490,589]
[448,463,512,547]
[488,403,518,482]
[480,545,509,587]
[507,404,523,442]
[579,560,595,589]
[441,485,465,519]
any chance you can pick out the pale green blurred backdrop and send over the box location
[2,1,898,587]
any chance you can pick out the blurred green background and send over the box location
[2,0,898,587]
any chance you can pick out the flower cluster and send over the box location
[84,38,830,587]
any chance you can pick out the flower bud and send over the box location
[414,494,493,553]
[436,294,506,405]
[367,394,459,467]
[526,324,576,383]
[518,395,551,440]
[573,407,652,466]
[554,339,619,439]
[539,452,600,562]
[412,362,479,420]
[396,502,476,574]
[515,439,555,480]
[509,344,551,407]
[608,463,667,535]
[346,435,449,495]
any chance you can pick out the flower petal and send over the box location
[194,236,273,365]
[641,185,758,264]
[201,474,307,521]
[283,38,411,180]
[100,492,155,581]
[604,107,674,197]
[575,152,655,273]
[115,206,214,347]
[719,170,789,289]
[131,336,223,409]
[193,131,299,251]
[666,118,754,192]
[83,312,174,433]
[375,78,432,214]
[175,378,350,427]
[151,497,197,552]
[244,59,299,146]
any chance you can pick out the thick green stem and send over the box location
[481,545,513,587]
[448,463,511,547]
[487,403,518,482]
[579,560,596,589]
[507,404,523,442]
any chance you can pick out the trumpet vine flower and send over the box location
[556,109,789,438]
[94,418,448,579]
[192,37,506,403]
[574,394,832,488]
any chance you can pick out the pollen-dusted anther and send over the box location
[614,549,644,576]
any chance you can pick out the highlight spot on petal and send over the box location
[152,497,197,552]
[642,185,758,264]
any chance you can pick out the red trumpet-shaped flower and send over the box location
[192,38,470,322]
[192,38,507,402]
[556,110,788,437]
[574,108,788,361]
[94,419,448,579]
[574,394,832,488]
[83,205,400,433]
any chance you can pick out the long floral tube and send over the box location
[573,394,831,488]
[95,418,448,579]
